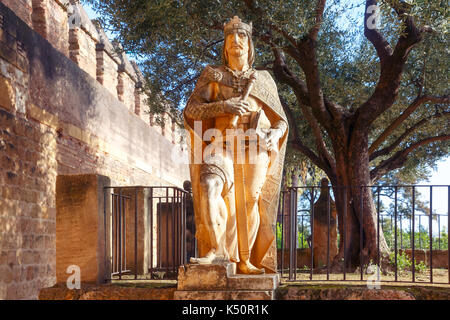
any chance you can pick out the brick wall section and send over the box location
[0,3,189,299]
[0,0,32,27]
[1,0,175,136]
[96,46,119,99]
[68,3,98,79]
[69,28,97,79]
[31,0,68,57]
[0,110,58,299]
[117,70,135,113]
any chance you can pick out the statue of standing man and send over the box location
[183,16,288,274]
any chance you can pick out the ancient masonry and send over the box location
[0,0,189,299]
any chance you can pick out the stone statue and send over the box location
[312,178,338,268]
[183,16,288,274]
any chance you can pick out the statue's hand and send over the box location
[223,97,250,116]
[264,128,282,152]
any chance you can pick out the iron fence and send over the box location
[104,184,449,285]
[277,185,450,284]
[104,186,195,280]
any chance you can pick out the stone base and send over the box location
[174,263,280,300]
[174,290,274,300]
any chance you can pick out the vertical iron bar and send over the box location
[429,186,433,283]
[360,186,363,281]
[301,216,304,249]
[448,186,450,284]
[135,188,138,279]
[294,188,298,281]
[181,190,186,264]
[419,216,422,249]
[172,189,176,276]
[178,190,181,267]
[412,186,415,282]
[400,214,403,250]
[165,188,170,276]
[113,194,117,274]
[289,188,294,280]
[103,188,108,280]
[438,215,441,250]
[310,187,314,281]
[158,196,161,269]
[149,188,153,279]
[118,190,122,279]
[175,189,178,268]
[409,216,412,249]
[343,186,347,281]
[394,186,398,282]
[122,197,127,271]
[281,191,285,275]
[377,187,381,284]
[327,185,330,281]
[183,190,187,264]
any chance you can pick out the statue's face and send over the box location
[225,30,249,59]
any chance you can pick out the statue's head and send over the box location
[320,178,329,189]
[222,16,255,67]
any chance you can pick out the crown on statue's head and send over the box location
[223,16,252,36]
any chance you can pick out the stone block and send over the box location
[0,75,15,111]
[55,174,111,284]
[174,290,274,300]
[174,263,280,300]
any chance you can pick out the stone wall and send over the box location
[0,1,189,299]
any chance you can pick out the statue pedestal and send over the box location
[173,263,280,300]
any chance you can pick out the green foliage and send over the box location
[276,222,310,249]
[382,220,448,250]
[389,250,428,274]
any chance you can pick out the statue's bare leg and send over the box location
[190,174,229,264]
[237,150,269,274]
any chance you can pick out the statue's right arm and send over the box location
[184,88,226,121]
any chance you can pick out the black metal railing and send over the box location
[277,185,450,284]
[104,186,194,280]
[104,184,448,284]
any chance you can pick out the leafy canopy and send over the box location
[84,0,449,184]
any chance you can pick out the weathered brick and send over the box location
[1,266,14,284]
[7,250,17,267]
[0,76,15,111]
[0,0,33,28]
[0,250,7,264]
[26,265,36,281]
[12,119,32,137]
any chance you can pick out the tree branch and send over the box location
[369,94,450,154]
[355,0,428,129]
[271,48,336,175]
[280,97,331,175]
[364,0,393,66]
[271,47,311,106]
[309,0,327,41]
[370,134,450,181]
[370,111,450,161]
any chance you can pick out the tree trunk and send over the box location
[331,131,390,271]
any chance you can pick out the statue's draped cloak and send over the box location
[183,65,288,272]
